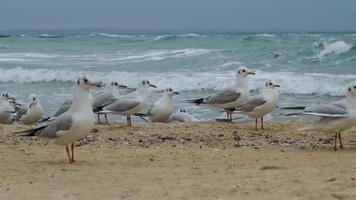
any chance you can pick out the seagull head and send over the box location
[265,80,280,89]
[1,92,15,101]
[29,94,39,102]
[139,80,157,90]
[347,86,356,97]
[108,81,127,90]
[164,87,179,97]
[76,75,101,90]
[236,66,256,78]
[178,108,186,113]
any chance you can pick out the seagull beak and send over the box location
[118,84,127,89]
[149,84,157,88]
[89,82,102,88]
[174,91,180,95]
[273,84,280,88]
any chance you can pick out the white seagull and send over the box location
[15,76,101,163]
[102,80,156,126]
[234,80,280,130]
[287,85,356,150]
[171,108,199,122]
[19,94,44,125]
[148,87,179,122]
[188,66,255,122]
[0,92,15,124]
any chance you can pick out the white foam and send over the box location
[0,67,355,97]
[318,41,353,61]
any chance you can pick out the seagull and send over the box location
[188,66,255,122]
[92,81,126,124]
[19,94,44,125]
[234,80,280,130]
[0,92,15,124]
[14,76,101,163]
[102,80,156,126]
[171,108,199,122]
[148,88,179,122]
[286,85,356,150]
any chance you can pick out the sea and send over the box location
[0,32,356,121]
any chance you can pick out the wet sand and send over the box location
[1,121,356,200]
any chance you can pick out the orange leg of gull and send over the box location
[334,132,339,151]
[71,143,75,162]
[66,145,72,163]
[338,132,343,149]
[261,117,264,130]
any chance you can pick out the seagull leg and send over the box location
[261,117,264,130]
[229,112,233,122]
[338,132,343,149]
[255,118,258,130]
[334,132,338,151]
[97,114,101,124]
[127,116,132,127]
[104,114,109,124]
[71,143,75,162]
[66,145,72,163]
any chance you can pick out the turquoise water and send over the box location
[0,33,356,121]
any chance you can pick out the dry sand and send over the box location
[1,121,356,200]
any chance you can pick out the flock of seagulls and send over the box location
[0,66,355,162]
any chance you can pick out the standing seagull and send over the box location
[0,92,15,124]
[102,80,156,126]
[234,80,280,130]
[188,67,255,122]
[149,88,179,122]
[19,94,44,125]
[287,86,356,150]
[15,76,101,163]
[92,81,126,123]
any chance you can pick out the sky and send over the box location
[1,0,356,32]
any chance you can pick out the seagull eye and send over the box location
[269,83,272,85]
[84,78,88,83]
[169,89,172,91]
[242,70,246,72]
[115,82,118,86]
[353,86,356,90]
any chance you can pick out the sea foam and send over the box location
[318,41,353,61]
[1,67,355,97]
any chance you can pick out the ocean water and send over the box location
[0,32,356,121]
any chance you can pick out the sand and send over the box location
[1,121,356,200]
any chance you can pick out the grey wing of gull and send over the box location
[15,104,28,120]
[39,114,73,138]
[303,103,348,117]
[206,89,241,104]
[52,100,72,117]
[104,98,140,112]
[236,96,267,112]
[92,91,115,109]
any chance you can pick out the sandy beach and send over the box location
[1,121,356,200]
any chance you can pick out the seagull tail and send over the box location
[13,126,47,136]
[187,98,206,105]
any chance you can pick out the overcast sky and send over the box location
[1,0,356,32]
